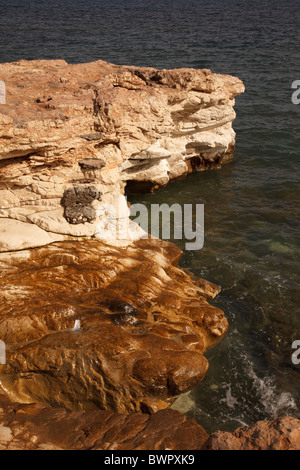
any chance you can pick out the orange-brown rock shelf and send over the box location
[0,392,299,450]
[0,239,227,413]
[0,59,248,449]
[0,59,298,450]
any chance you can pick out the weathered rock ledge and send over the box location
[0,392,299,450]
[0,60,249,448]
[0,59,244,252]
[0,59,298,451]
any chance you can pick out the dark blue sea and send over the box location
[0,0,299,432]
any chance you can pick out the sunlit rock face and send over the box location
[0,391,298,450]
[0,59,244,251]
[0,60,239,426]
[0,392,209,450]
[0,239,227,413]
[203,417,300,451]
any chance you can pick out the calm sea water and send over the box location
[0,0,299,432]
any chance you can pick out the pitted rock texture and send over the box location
[62,185,101,206]
[0,238,227,413]
[0,59,244,250]
[203,417,300,450]
[61,185,101,224]
[64,205,96,224]
[78,158,106,170]
[0,393,208,450]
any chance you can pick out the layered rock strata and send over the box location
[0,59,244,251]
[0,60,245,446]
[0,393,209,450]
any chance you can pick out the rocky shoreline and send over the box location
[0,59,298,450]
[0,238,227,413]
[0,58,244,251]
[0,392,299,450]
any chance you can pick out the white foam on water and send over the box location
[242,354,298,418]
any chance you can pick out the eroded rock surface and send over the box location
[0,59,244,251]
[62,185,101,224]
[0,391,298,450]
[0,238,227,413]
[0,60,248,449]
[0,393,209,450]
[203,417,300,450]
